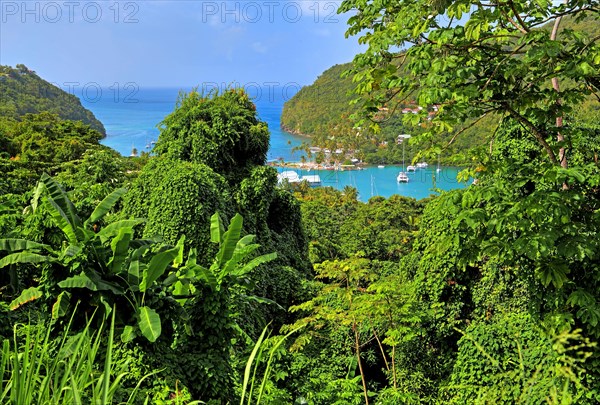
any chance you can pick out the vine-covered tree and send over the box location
[154,88,270,183]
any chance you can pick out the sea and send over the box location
[81,87,467,201]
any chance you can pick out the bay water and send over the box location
[82,87,466,201]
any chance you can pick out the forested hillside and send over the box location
[281,63,358,137]
[0,64,105,135]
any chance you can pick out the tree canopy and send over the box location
[339,1,600,167]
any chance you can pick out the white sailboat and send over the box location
[397,134,411,183]
[397,172,409,183]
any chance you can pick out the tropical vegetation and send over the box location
[1,0,600,403]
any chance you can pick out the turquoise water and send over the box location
[82,88,466,200]
[81,87,306,162]
[277,166,466,201]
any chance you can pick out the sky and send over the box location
[0,0,364,91]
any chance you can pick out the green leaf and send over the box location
[58,272,98,290]
[567,289,595,307]
[137,306,161,342]
[241,326,269,405]
[139,246,180,292]
[222,242,260,276]
[109,228,133,274]
[192,265,218,289]
[236,234,256,250]
[121,325,137,343]
[86,187,127,225]
[210,212,224,243]
[9,286,42,310]
[538,263,569,288]
[102,309,117,405]
[97,219,144,243]
[185,248,198,267]
[0,239,50,252]
[30,178,45,212]
[58,272,124,294]
[174,235,186,266]
[162,271,179,287]
[51,291,72,319]
[40,173,82,229]
[0,252,50,268]
[128,260,141,287]
[216,213,243,266]
[231,253,277,278]
[42,197,79,244]
[241,294,285,311]
[173,280,191,303]
[61,244,82,259]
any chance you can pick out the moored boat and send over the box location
[397,172,409,183]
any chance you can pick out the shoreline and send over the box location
[268,161,365,171]
[279,123,312,139]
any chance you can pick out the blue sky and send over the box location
[0,0,363,89]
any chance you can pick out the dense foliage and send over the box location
[2,4,600,402]
[339,3,599,166]
[281,63,360,137]
[0,95,138,197]
[154,88,270,182]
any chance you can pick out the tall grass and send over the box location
[240,326,299,405]
[0,309,157,405]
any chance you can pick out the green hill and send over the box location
[281,63,358,137]
[0,64,105,135]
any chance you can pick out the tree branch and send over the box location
[507,0,530,33]
[505,105,559,165]
[442,112,491,151]
[498,5,528,34]
[531,7,596,28]
[482,41,529,92]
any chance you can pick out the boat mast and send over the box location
[398,134,411,171]
[371,175,374,198]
